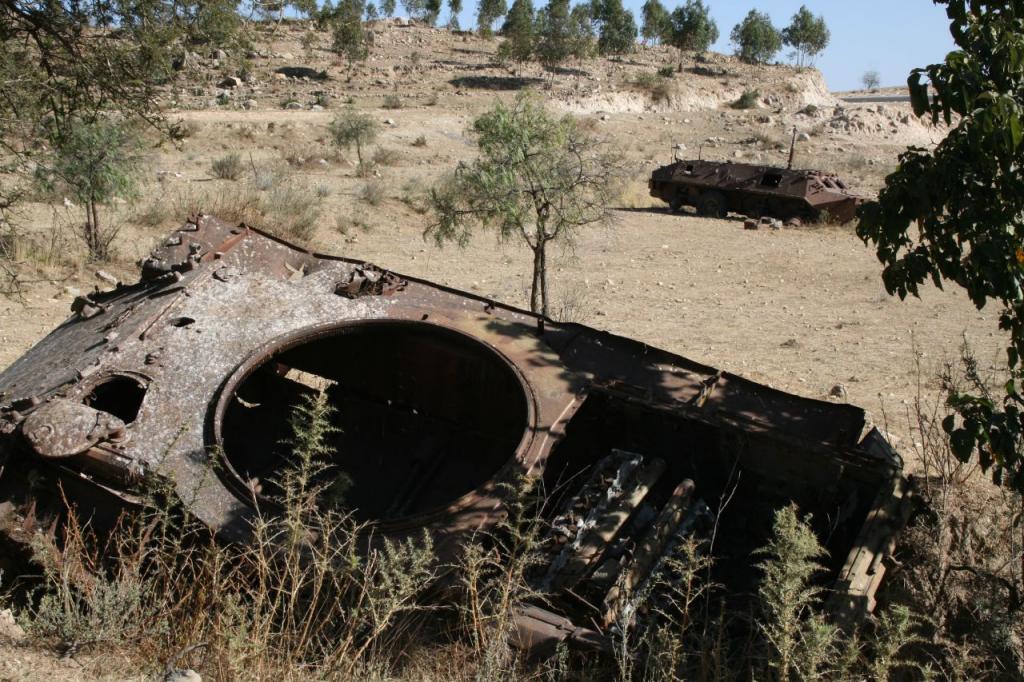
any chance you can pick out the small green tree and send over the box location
[592,0,637,57]
[857,0,1024,490]
[35,119,142,261]
[381,0,397,16]
[428,93,620,316]
[861,69,881,91]
[498,0,535,62]
[730,9,781,65]
[329,108,380,165]
[640,0,672,45]
[669,0,719,58]
[331,0,370,65]
[534,0,572,69]
[781,5,829,68]
[477,0,508,36]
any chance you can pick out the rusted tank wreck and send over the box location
[649,158,866,224]
[0,217,909,653]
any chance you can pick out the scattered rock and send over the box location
[796,132,811,142]
[95,270,118,286]
[780,338,800,348]
[384,118,395,126]
[0,609,25,643]
[600,114,610,121]
[242,99,258,110]
[218,76,240,88]
[829,383,848,399]
[310,104,324,111]
[164,670,202,682]
[673,143,686,152]
[744,218,758,230]
[285,101,303,110]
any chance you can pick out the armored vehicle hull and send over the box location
[650,159,865,224]
[0,217,907,654]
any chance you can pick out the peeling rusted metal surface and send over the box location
[649,159,866,223]
[0,215,908,651]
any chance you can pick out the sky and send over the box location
[448,0,958,92]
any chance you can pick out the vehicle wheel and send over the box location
[668,196,683,212]
[697,191,727,219]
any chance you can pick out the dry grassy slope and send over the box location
[1,22,992,456]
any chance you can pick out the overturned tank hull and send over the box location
[0,217,908,652]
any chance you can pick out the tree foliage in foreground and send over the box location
[428,93,620,317]
[857,0,1024,489]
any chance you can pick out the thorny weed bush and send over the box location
[19,392,438,680]
[210,153,244,180]
[454,477,548,681]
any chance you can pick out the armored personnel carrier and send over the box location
[649,158,865,224]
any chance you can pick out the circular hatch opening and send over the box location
[218,321,531,522]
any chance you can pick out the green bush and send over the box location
[657,64,675,78]
[731,88,761,109]
[211,153,244,180]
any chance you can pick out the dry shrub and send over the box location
[382,94,403,110]
[576,116,600,133]
[731,89,761,110]
[629,73,673,104]
[360,178,386,206]
[881,342,1024,678]
[210,153,244,180]
[400,177,430,215]
[158,172,322,243]
[282,143,337,169]
[412,135,428,148]
[618,179,661,209]
[170,118,203,140]
[372,147,402,166]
